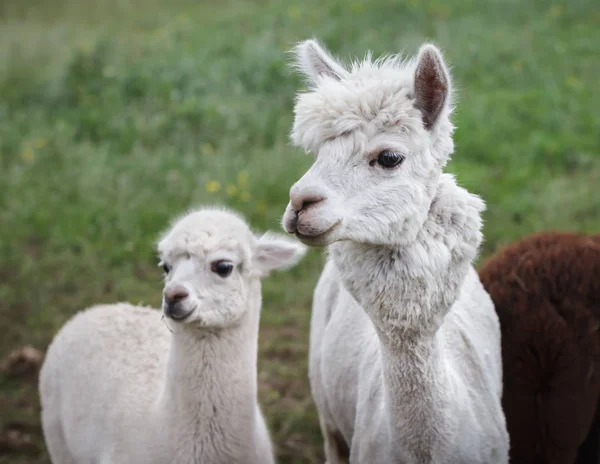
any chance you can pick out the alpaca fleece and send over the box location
[281,39,509,463]
[39,207,306,464]
[479,231,600,464]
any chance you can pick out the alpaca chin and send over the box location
[281,201,342,246]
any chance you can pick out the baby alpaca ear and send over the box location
[293,39,348,84]
[413,43,451,130]
[253,232,307,276]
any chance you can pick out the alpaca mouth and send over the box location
[295,221,341,247]
[170,310,194,321]
[163,305,195,322]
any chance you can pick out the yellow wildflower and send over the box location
[78,39,94,54]
[205,180,221,193]
[34,138,47,149]
[237,170,249,187]
[201,143,215,155]
[226,184,238,197]
[548,5,562,18]
[565,76,581,89]
[21,144,35,163]
[256,201,267,214]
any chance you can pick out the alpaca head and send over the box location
[282,39,455,247]
[157,207,306,329]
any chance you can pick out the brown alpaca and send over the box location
[479,231,600,464]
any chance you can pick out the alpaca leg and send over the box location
[41,413,76,464]
[575,420,600,464]
[320,419,350,464]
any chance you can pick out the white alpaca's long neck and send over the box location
[328,180,479,458]
[155,298,261,462]
[330,176,479,341]
[330,239,462,459]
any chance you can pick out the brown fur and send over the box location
[479,231,600,464]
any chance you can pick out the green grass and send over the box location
[0,0,598,462]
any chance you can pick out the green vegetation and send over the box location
[0,0,598,462]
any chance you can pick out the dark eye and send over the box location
[161,263,171,274]
[211,260,234,278]
[371,150,405,168]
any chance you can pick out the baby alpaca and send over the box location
[479,231,600,464]
[281,39,509,463]
[39,207,306,464]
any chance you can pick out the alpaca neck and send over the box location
[330,240,459,457]
[329,174,475,342]
[329,238,461,341]
[379,334,454,460]
[155,300,261,460]
[328,202,471,457]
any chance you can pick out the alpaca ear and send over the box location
[413,44,451,130]
[253,232,307,276]
[293,39,348,84]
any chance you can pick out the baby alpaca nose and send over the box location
[290,185,326,213]
[164,286,189,305]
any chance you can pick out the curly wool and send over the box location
[479,231,600,464]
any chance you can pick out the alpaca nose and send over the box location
[290,185,326,213]
[163,285,193,321]
[164,286,189,305]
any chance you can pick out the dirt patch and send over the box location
[0,346,44,378]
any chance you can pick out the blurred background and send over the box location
[0,0,598,462]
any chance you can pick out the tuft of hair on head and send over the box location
[155,205,249,251]
[291,38,349,85]
[252,231,307,277]
[156,210,189,251]
[412,43,453,130]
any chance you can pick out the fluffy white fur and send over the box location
[39,207,306,464]
[282,39,509,463]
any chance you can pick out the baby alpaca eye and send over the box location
[371,150,405,168]
[211,260,234,278]
[161,263,171,274]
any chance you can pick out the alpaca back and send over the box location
[40,303,170,462]
[479,231,600,463]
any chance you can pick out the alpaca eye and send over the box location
[161,263,171,274]
[211,260,234,278]
[372,150,405,168]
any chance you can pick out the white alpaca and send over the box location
[281,39,509,463]
[39,207,306,464]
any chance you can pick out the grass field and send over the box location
[0,0,598,462]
